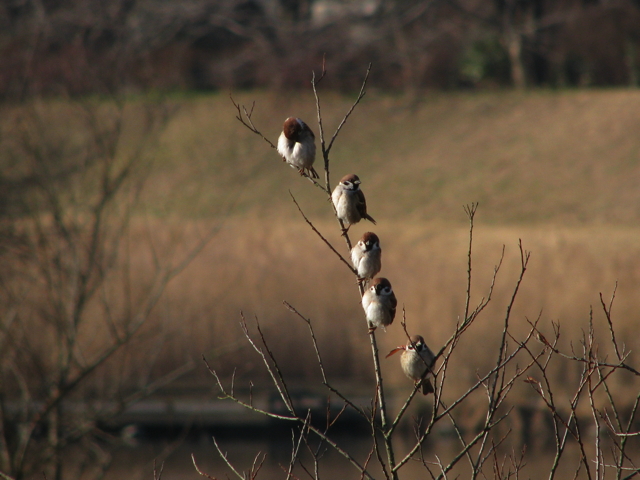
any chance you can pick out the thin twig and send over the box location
[463,202,477,320]
[229,95,276,149]
[325,63,372,158]
[600,283,621,360]
[289,192,355,274]
[192,453,219,480]
[153,459,165,480]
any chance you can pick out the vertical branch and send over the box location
[311,63,330,194]
[600,284,621,360]
[311,60,396,479]
[463,202,477,321]
[312,61,372,201]
[370,329,397,480]
[467,239,529,477]
[491,240,530,397]
[597,285,640,478]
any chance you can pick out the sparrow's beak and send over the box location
[385,346,404,358]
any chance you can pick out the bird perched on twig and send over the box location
[386,335,436,395]
[331,174,376,233]
[351,232,381,284]
[362,277,396,331]
[277,117,318,178]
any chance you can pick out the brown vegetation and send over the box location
[3,89,640,388]
[1,86,640,477]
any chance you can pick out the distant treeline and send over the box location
[1,0,640,98]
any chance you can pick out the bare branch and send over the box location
[153,459,165,480]
[229,95,276,150]
[325,63,372,158]
[192,453,220,480]
[289,192,355,274]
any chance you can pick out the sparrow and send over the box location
[361,277,396,331]
[331,174,376,232]
[386,335,435,395]
[277,117,319,178]
[351,232,381,284]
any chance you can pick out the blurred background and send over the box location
[1,0,640,96]
[1,0,640,479]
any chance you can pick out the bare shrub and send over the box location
[190,64,640,480]
[0,97,219,480]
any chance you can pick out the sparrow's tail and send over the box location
[365,214,377,225]
[310,167,320,179]
[422,378,434,395]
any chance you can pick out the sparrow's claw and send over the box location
[341,226,350,237]
[357,277,368,286]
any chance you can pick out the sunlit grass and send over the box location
[3,88,640,407]
[141,88,640,226]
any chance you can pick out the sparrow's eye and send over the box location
[343,181,351,186]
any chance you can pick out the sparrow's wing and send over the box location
[300,121,315,140]
[355,189,367,215]
[389,291,397,321]
[423,344,436,366]
[356,189,376,224]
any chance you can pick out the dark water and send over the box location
[75,429,632,480]
[54,390,640,479]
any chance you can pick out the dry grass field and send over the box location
[3,88,640,478]
[149,89,640,224]
[95,88,640,401]
[4,88,640,397]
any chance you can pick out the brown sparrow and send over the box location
[361,277,396,331]
[386,335,435,395]
[351,232,381,283]
[331,174,376,231]
[277,117,319,178]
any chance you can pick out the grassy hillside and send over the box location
[150,89,640,225]
[113,88,640,395]
[3,89,640,398]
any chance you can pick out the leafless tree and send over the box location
[186,63,639,479]
[2,0,640,95]
[0,97,221,480]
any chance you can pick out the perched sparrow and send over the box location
[361,277,396,331]
[277,117,319,178]
[386,335,435,395]
[351,232,381,283]
[331,174,376,231]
